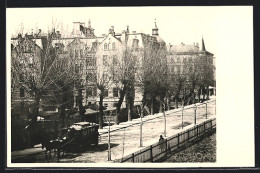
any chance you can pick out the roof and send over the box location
[167,44,199,54]
[155,35,165,43]
[70,122,98,130]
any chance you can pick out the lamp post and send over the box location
[137,105,143,147]
[163,104,166,137]
[107,111,111,161]
[205,102,207,119]
[193,104,197,125]
[181,100,184,129]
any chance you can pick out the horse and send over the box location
[41,139,61,159]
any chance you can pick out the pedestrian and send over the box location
[159,135,165,151]
[159,135,164,142]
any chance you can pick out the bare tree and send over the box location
[139,43,168,114]
[113,47,138,123]
[96,68,112,129]
[11,28,81,144]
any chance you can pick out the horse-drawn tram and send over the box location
[61,122,99,150]
[40,121,99,161]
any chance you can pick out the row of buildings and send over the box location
[11,20,215,116]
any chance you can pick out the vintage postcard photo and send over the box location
[6,6,254,167]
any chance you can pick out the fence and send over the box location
[118,118,216,163]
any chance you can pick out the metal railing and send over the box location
[118,118,216,163]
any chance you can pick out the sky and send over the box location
[7,7,217,55]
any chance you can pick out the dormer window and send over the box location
[104,43,108,50]
[132,38,139,49]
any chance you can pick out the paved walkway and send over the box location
[98,98,215,135]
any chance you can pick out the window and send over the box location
[79,64,83,72]
[103,72,109,81]
[183,57,187,62]
[112,42,115,50]
[86,72,96,82]
[19,59,24,67]
[104,43,108,50]
[113,88,119,97]
[189,57,192,62]
[103,55,108,66]
[86,88,92,96]
[113,56,118,67]
[29,56,33,67]
[19,74,24,82]
[93,87,97,96]
[177,57,180,62]
[189,67,193,73]
[20,88,25,97]
[113,70,119,81]
[80,49,83,57]
[75,50,78,58]
[86,56,96,67]
[132,39,139,49]
[75,64,79,73]
[104,89,108,97]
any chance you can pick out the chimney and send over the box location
[110,26,115,36]
[121,30,126,44]
[126,25,129,33]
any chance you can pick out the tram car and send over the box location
[60,122,99,152]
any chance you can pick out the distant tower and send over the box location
[152,18,159,36]
[201,36,206,51]
[88,19,91,28]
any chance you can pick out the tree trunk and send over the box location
[116,85,127,124]
[30,94,41,147]
[126,99,131,121]
[59,87,67,128]
[99,89,104,129]
[198,86,201,103]
[206,86,210,100]
[59,105,66,128]
[167,96,170,111]
[151,98,154,115]
[175,96,178,109]
[140,106,144,118]
[159,100,163,113]
[78,88,85,121]
[129,95,134,121]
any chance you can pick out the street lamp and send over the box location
[193,104,197,125]
[204,102,207,119]
[137,105,143,147]
[107,111,112,161]
[181,100,184,129]
[163,104,166,137]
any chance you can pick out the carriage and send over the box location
[59,122,99,152]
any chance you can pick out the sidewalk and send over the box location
[11,145,45,161]
[98,99,215,135]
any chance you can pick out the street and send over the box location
[12,99,215,163]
